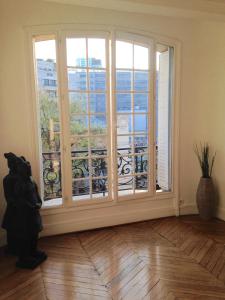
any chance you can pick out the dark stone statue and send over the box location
[2,153,47,269]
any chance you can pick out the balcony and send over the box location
[42,146,149,202]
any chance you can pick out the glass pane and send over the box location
[117,155,133,176]
[88,38,106,68]
[68,69,87,91]
[117,114,132,134]
[90,93,106,113]
[118,176,134,196]
[134,154,148,173]
[116,71,132,91]
[116,41,133,69]
[70,115,88,135]
[66,38,86,67]
[92,178,108,196]
[117,136,133,155]
[90,136,107,156]
[116,94,131,113]
[34,38,62,205]
[134,135,148,150]
[42,153,62,203]
[71,137,89,157]
[89,70,106,91]
[134,71,149,91]
[90,115,107,135]
[135,174,148,192]
[134,45,149,70]
[72,159,89,179]
[69,93,87,114]
[156,44,173,192]
[72,179,90,199]
[91,158,108,177]
[134,94,148,113]
[134,114,147,133]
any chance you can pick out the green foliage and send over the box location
[39,91,60,152]
[194,143,216,178]
[40,91,104,153]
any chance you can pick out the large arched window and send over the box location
[33,30,174,207]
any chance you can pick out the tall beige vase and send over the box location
[196,177,215,220]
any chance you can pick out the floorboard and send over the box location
[1,216,225,299]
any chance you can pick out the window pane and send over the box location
[134,94,148,113]
[118,176,134,196]
[88,38,106,68]
[34,38,62,205]
[72,159,89,179]
[92,178,108,196]
[42,153,62,204]
[117,94,131,113]
[134,71,149,91]
[116,71,132,91]
[70,115,88,135]
[156,44,173,192]
[117,136,133,155]
[117,155,133,176]
[135,174,148,193]
[134,45,149,70]
[90,115,107,134]
[71,137,89,157]
[68,69,87,91]
[134,154,148,173]
[89,70,106,91]
[117,114,132,134]
[134,135,148,149]
[66,38,86,67]
[73,179,90,199]
[90,136,107,156]
[91,158,108,177]
[90,93,106,113]
[134,114,147,133]
[116,41,133,69]
[69,93,88,114]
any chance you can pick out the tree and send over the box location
[39,90,105,153]
[39,90,60,153]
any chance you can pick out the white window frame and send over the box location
[112,31,154,202]
[26,24,181,216]
[60,31,113,207]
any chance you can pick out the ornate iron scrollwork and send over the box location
[42,146,148,201]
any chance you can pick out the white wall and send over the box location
[0,0,211,243]
[192,21,225,219]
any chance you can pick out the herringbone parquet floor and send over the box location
[1,215,225,299]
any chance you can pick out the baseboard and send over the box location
[179,202,225,222]
[179,203,198,215]
[216,206,225,221]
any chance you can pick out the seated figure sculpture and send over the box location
[2,153,47,269]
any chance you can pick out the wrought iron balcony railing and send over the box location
[42,146,148,201]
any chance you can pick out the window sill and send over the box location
[41,191,175,216]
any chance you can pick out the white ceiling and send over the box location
[44,0,225,20]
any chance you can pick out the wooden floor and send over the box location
[1,216,225,299]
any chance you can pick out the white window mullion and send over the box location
[149,40,155,196]
[131,43,135,194]
[86,38,93,199]
[58,33,73,205]
[105,36,113,201]
[110,31,118,202]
